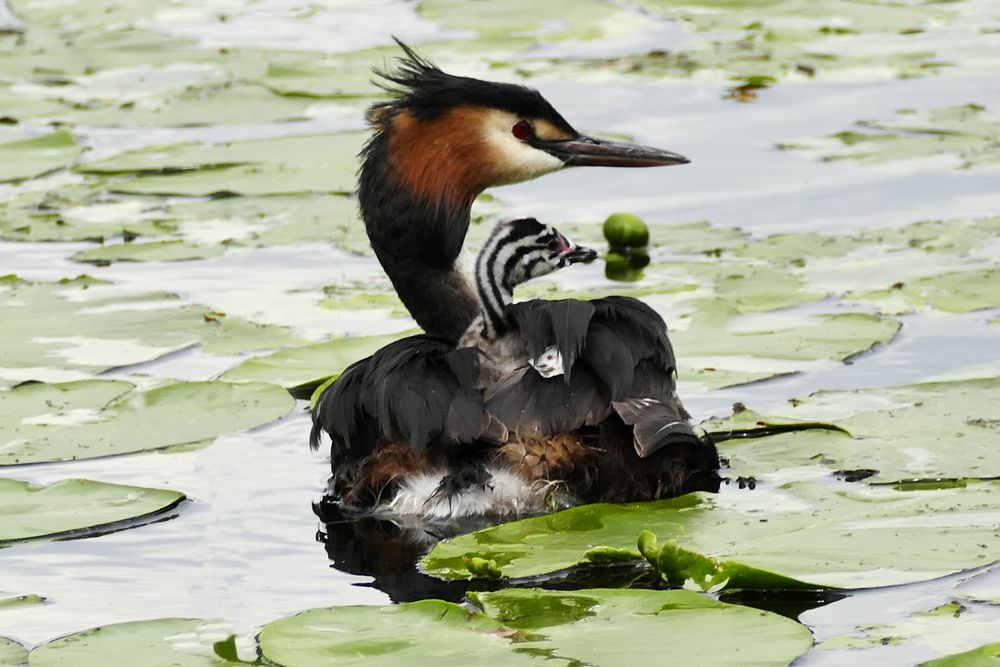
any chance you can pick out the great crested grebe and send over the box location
[311,42,720,519]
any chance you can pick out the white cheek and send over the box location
[482,114,565,185]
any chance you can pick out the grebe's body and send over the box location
[311,43,720,519]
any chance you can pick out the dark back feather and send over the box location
[311,334,493,461]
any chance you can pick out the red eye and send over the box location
[511,120,533,140]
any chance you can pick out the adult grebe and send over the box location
[311,43,719,519]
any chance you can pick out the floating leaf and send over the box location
[422,481,1000,588]
[470,588,813,667]
[713,378,1000,483]
[637,530,821,591]
[0,594,44,609]
[0,275,304,385]
[72,240,225,264]
[221,331,411,388]
[0,130,81,183]
[0,379,293,465]
[0,637,26,667]
[925,642,1000,666]
[80,131,365,196]
[848,268,1000,314]
[785,104,1000,170]
[0,478,184,544]
[28,618,244,666]
[258,599,536,667]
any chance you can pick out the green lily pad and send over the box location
[421,480,1000,588]
[0,637,26,667]
[470,588,813,667]
[925,642,1000,666]
[785,104,1000,169]
[221,331,411,388]
[0,478,184,544]
[0,379,293,465]
[0,275,305,385]
[28,618,245,666]
[638,530,822,591]
[712,378,1000,483]
[259,599,535,667]
[259,590,811,667]
[80,131,365,196]
[0,130,81,183]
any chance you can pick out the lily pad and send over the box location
[259,591,811,667]
[0,478,184,544]
[848,268,1000,314]
[0,379,294,465]
[419,0,642,41]
[673,301,900,388]
[0,637,26,667]
[0,130,81,183]
[258,599,536,667]
[72,239,226,264]
[0,275,305,385]
[785,104,1000,169]
[711,378,1000,483]
[925,642,1000,666]
[470,588,813,667]
[221,331,411,388]
[0,192,179,244]
[80,131,365,196]
[421,480,1000,588]
[28,618,244,666]
[0,594,44,609]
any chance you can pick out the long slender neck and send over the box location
[358,125,482,343]
[475,233,516,339]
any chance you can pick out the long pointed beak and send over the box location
[538,135,689,168]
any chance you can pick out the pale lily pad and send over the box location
[0,275,305,384]
[818,599,1000,662]
[419,0,643,41]
[711,378,1000,483]
[785,104,1000,169]
[0,379,293,465]
[470,588,813,667]
[848,268,1000,314]
[421,481,1000,588]
[0,594,43,609]
[28,618,245,666]
[0,192,178,243]
[0,478,184,544]
[259,599,535,667]
[672,301,900,388]
[0,637,26,667]
[925,642,1000,666]
[72,240,225,264]
[221,331,411,388]
[81,131,365,196]
[58,82,319,128]
[0,130,81,183]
